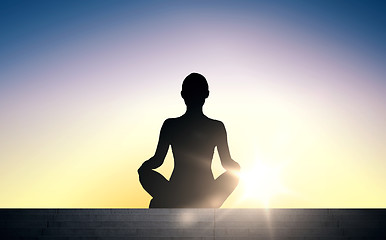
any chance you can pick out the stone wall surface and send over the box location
[0,209,385,239]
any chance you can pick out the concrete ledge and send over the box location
[0,209,385,239]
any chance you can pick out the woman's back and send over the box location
[167,115,223,185]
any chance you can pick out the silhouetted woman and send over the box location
[138,73,240,208]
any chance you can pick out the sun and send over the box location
[239,160,289,207]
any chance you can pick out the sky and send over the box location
[0,0,385,208]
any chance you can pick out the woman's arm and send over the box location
[217,122,240,172]
[138,119,170,171]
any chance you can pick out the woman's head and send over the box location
[181,73,209,107]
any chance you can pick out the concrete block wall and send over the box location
[0,209,385,239]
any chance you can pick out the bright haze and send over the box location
[0,1,385,208]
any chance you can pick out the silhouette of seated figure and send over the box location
[138,73,240,208]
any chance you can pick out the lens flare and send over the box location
[240,160,290,207]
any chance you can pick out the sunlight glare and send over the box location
[240,160,289,207]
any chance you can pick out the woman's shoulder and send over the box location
[206,117,224,126]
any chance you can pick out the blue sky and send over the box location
[0,0,385,207]
[1,1,385,76]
